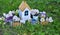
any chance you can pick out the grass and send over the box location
[0,0,60,35]
[0,20,60,35]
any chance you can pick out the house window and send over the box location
[24,10,28,16]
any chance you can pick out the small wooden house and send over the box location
[13,1,31,26]
[18,1,31,23]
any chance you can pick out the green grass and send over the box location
[0,0,60,35]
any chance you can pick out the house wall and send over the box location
[21,8,31,21]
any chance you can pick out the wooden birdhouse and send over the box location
[18,1,31,23]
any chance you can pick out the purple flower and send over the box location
[5,16,13,22]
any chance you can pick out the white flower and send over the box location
[49,17,53,22]
[40,18,45,22]
[40,12,42,13]
[5,14,10,18]
[12,10,15,14]
[35,9,39,13]
[9,10,15,15]
[30,9,39,15]
[43,11,46,14]
[40,11,46,18]
[9,11,12,14]
[0,18,2,20]
[13,15,20,21]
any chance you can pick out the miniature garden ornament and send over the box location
[19,8,31,24]
[18,1,31,24]
[49,17,53,22]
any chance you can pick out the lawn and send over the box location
[0,0,60,35]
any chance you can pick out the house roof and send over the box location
[19,1,31,11]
